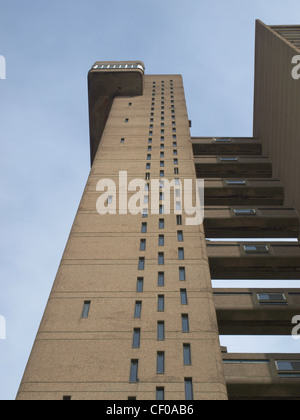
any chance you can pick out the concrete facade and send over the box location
[17,21,300,400]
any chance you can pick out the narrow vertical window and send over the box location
[183,344,192,365]
[157,352,165,374]
[159,235,164,246]
[158,272,165,287]
[185,378,193,401]
[157,321,165,341]
[179,267,186,281]
[159,219,165,229]
[182,314,189,332]
[178,248,184,260]
[158,252,164,265]
[138,257,145,270]
[140,239,146,251]
[180,289,188,305]
[158,295,165,312]
[141,223,147,233]
[177,231,183,242]
[156,387,165,401]
[130,360,139,383]
[82,301,91,319]
[177,215,182,225]
[137,278,144,293]
[132,329,141,349]
[134,301,142,318]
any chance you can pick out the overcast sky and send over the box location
[1,0,300,400]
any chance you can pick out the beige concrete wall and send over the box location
[253,20,300,220]
[17,75,227,400]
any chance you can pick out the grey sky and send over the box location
[1,0,300,400]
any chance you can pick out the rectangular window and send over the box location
[82,301,91,319]
[185,378,193,401]
[157,352,165,374]
[158,272,165,287]
[159,205,164,215]
[130,360,139,383]
[158,252,164,265]
[145,173,150,180]
[137,278,144,293]
[177,231,184,242]
[183,344,192,365]
[158,295,165,312]
[159,192,164,201]
[179,267,186,281]
[146,163,151,169]
[180,289,188,305]
[178,248,185,260]
[160,161,164,167]
[177,215,182,225]
[134,301,142,318]
[174,159,178,165]
[276,360,300,373]
[120,138,125,144]
[159,235,165,246]
[173,150,178,156]
[243,244,270,254]
[159,219,165,229]
[140,239,146,251]
[141,223,147,233]
[157,321,165,341]
[132,329,141,349]
[174,168,179,175]
[234,209,257,216]
[156,387,165,401]
[147,154,151,160]
[182,314,189,332]
[138,257,145,270]
[226,180,246,186]
[257,293,287,304]
[160,151,164,158]
[160,170,165,177]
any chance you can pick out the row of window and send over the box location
[223,359,300,378]
[138,252,185,269]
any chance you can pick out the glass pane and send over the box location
[157,353,165,374]
[130,361,139,382]
[134,302,142,318]
[133,329,140,348]
[185,379,193,401]
[183,345,191,365]
[156,388,165,401]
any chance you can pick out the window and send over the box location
[173,150,178,156]
[174,159,178,165]
[276,360,300,376]
[125,118,129,123]
[156,387,165,401]
[158,272,165,287]
[160,161,164,167]
[159,205,164,215]
[141,223,147,233]
[157,321,165,341]
[130,360,139,383]
[175,178,180,186]
[234,209,257,216]
[174,168,179,175]
[178,248,185,260]
[182,314,189,332]
[159,219,165,229]
[158,295,165,312]
[140,239,146,251]
[176,202,182,212]
[157,352,165,374]
[180,289,188,305]
[82,301,91,319]
[137,278,144,293]
[243,244,270,254]
[185,379,194,401]
[120,138,125,144]
[138,257,145,270]
[226,180,246,186]
[183,344,191,365]
[159,235,164,246]
[177,231,184,242]
[146,163,151,169]
[134,301,142,318]
[177,215,183,225]
[160,170,165,177]
[159,192,164,201]
[145,173,150,180]
[160,152,165,158]
[142,208,148,218]
[179,267,186,281]
[132,329,141,348]
[220,157,238,162]
[158,252,164,265]
[257,293,287,304]
[147,154,151,160]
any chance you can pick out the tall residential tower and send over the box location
[17,20,300,400]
